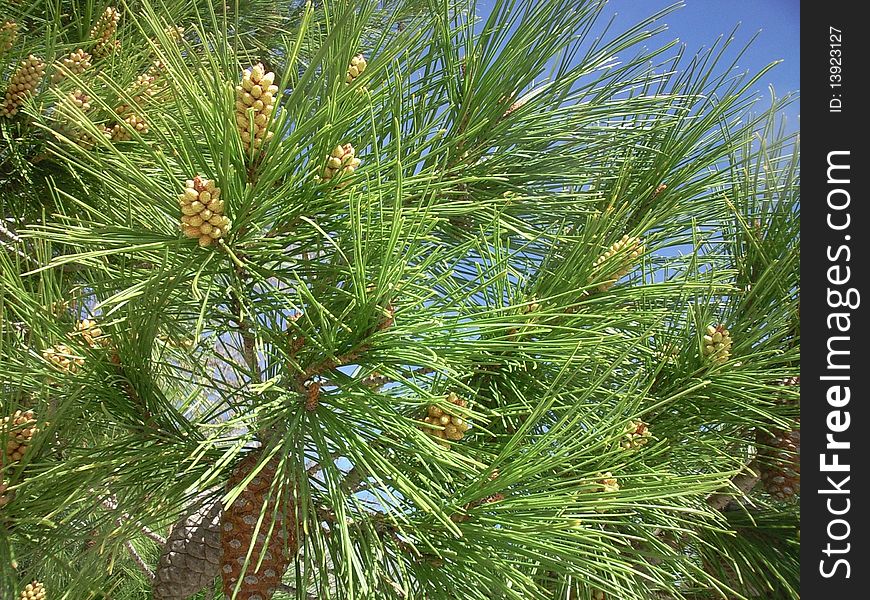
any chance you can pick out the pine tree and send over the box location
[2,1,799,599]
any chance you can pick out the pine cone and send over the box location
[235,63,278,155]
[0,20,17,54]
[52,49,92,82]
[591,234,643,291]
[620,419,651,450]
[153,495,223,600]
[702,324,732,364]
[421,392,470,447]
[18,581,46,600]
[321,143,361,188]
[345,53,367,85]
[90,7,121,57]
[1,410,39,464]
[178,176,231,247]
[1,55,46,117]
[43,343,85,373]
[220,451,297,600]
[757,425,800,501]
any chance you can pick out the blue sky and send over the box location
[603,0,799,120]
[476,0,800,126]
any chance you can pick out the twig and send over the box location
[276,582,319,599]
[0,220,38,266]
[124,538,156,582]
[229,290,260,384]
[99,495,167,545]
[706,460,761,511]
[115,515,155,582]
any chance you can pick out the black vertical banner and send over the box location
[801,2,869,597]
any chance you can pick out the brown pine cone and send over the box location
[757,424,800,501]
[220,451,297,600]
[153,495,223,600]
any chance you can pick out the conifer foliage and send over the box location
[2,1,799,599]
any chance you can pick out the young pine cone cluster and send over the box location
[56,89,91,118]
[422,392,470,446]
[757,425,800,501]
[0,20,17,54]
[345,53,367,85]
[42,343,84,373]
[321,143,361,188]
[2,410,39,464]
[110,113,148,141]
[179,177,230,247]
[74,318,109,348]
[54,90,96,145]
[114,70,158,115]
[1,55,46,117]
[702,324,732,363]
[592,234,643,291]
[235,63,278,154]
[52,49,92,82]
[90,7,121,57]
[598,472,619,493]
[17,581,46,600]
[620,419,651,450]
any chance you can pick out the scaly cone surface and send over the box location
[757,424,800,501]
[220,451,297,600]
[153,495,223,600]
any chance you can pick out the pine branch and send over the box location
[706,460,761,512]
[99,495,167,546]
[124,537,156,582]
